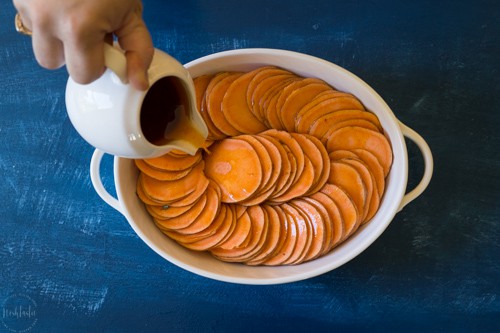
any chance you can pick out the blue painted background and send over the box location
[1,0,499,332]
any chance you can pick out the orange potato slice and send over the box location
[154,190,208,230]
[174,182,222,234]
[212,205,267,262]
[213,208,252,250]
[204,138,262,203]
[250,73,297,124]
[134,159,192,181]
[262,204,298,266]
[246,67,293,110]
[309,191,344,250]
[326,126,393,176]
[245,204,283,265]
[280,82,332,132]
[320,183,360,241]
[221,71,268,134]
[206,72,244,136]
[295,97,366,134]
[328,161,367,224]
[352,148,386,196]
[280,203,310,265]
[290,198,325,264]
[300,196,332,257]
[140,161,205,203]
[142,150,203,172]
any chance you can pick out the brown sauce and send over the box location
[140,76,205,148]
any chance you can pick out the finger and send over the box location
[31,31,65,69]
[63,38,106,84]
[115,17,154,90]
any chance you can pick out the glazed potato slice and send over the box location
[300,196,332,257]
[205,138,262,203]
[309,191,344,251]
[352,148,386,197]
[320,184,360,241]
[149,190,207,224]
[221,71,268,134]
[246,204,283,265]
[174,182,222,234]
[213,208,252,250]
[235,135,273,201]
[140,161,206,203]
[280,203,311,265]
[134,159,193,181]
[195,74,226,140]
[328,161,367,224]
[341,158,375,222]
[173,204,233,251]
[261,205,298,266]
[246,67,293,112]
[280,82,331,132]
[206,72,244,136]
[274,78,325,127]
[290,198,326,263]
[326,126,393,176]
[250,73,297,124]
[143,150,203,171]
[211,206,267,262]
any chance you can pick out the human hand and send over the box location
[13,0,154,90]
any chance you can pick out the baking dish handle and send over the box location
[90,149,123,214]
[398,121,434,211]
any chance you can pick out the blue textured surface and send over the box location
[1,0,499,332]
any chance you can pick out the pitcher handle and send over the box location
[398,121,434,211]
[90,149,123,214]
[103,43,128,84]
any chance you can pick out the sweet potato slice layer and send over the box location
[326,126,393,176]
[205,138,262,203]
[222,71,268,134]
[135,66,395,266]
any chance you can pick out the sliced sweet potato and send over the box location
[290,198,325,263]
[172,204,232,251]
[328,161,367,223]
[174,181,221,234]
[140,161,205,203]
[274,78,325,125]
[206,72,244,136]
[295,97,366,134]
[262,204,298,266]
[246,67,293,110]
[320,183,360,240]
[212,205,267,262]
[154,190,208,230]
[280,203,310,265]
[204,138,262,203]
[235,134,273,199]
[134,159,192,181]
[309,191,344,250]
[329,149,359,161]
[341,158,375,222]
[221,71,268,134]
[300,196,332,257]
[148,191,206,222]
[143,150,203,172]
[213,208,252,250]
[167,175,210,208]
[250,73,297,124]
[326,126,393,176]
[245,204,283,265]
[352,148,386,196]
[280,83,332,132]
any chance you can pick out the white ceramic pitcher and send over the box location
[65,44,208,158]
